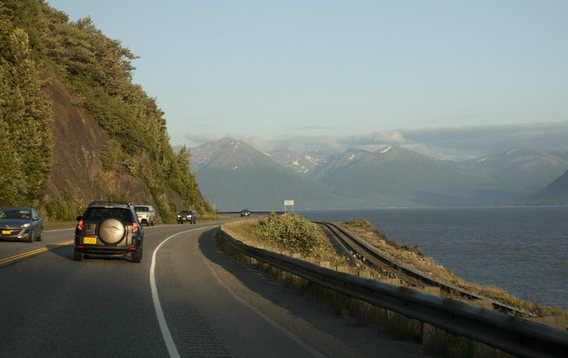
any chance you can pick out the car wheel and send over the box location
[74,251,84,261]
[98,219,126,244]
[27,233,34,243]
[132,248,142,263]
[36,229,42,241]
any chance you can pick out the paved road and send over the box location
[0,221,428,357]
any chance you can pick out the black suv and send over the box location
[177,210,196,224]
[74,201,144,263]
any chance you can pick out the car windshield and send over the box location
[82,207,132,223]
[0,209,31,220]
[135,207,148,212]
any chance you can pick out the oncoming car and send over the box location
[240,209,251,217]
[177,210,196,224]
[0,207,43,243]
[74,201,144,263]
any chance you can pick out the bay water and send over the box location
[298,206,568,312]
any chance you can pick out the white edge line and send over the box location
[150,225,218,358]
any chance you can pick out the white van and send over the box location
[134,205,155,226]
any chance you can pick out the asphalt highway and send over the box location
[0,220,427,357]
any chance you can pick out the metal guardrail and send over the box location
[219,228,568,358]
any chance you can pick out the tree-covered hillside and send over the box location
[0,0,210,221]
[0,1,53,206]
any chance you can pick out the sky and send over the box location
[46,0,568,160]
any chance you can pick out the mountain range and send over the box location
[191,138,568,211]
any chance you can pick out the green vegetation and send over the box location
[254,212,337,261]
[1,1,53,206]
[0,0,210,219]
[223,213,348,267]
[44,190,85,221]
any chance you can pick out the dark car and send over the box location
[177,210,196,224]
[240,209,251,217]
[0,207,43,243]
[74,201,143,263]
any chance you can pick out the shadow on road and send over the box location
[195,228,405,358]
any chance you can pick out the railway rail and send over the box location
[316,221,534,317]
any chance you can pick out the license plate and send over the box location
[83,236,97,244]
[1,230,10,235]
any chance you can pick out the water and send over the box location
[298,206,568,312]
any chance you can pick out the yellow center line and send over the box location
[0,240,74,266]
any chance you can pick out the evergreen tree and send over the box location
[0,24,53,205]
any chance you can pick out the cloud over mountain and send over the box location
[185,121,568,161]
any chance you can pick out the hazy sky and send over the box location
[46,0,568,160]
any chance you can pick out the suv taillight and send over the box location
[77,219,84,231]
[132,221,139,233]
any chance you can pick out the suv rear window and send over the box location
[135,207,149,212]
[82,207,132,223]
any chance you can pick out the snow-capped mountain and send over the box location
[264,149,327,174]
[191,138,567,210]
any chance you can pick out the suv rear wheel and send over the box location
[74,251,84,261]
[132,247,142,263]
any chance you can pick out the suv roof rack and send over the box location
[88,201,132,207]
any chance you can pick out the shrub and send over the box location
[255,212,335,260]
[100,139,122,171]
[360,218,374,231]
[45,191,86,221]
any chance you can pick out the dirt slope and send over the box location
[43,73,183,210]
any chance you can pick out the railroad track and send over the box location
[316,221,533,317]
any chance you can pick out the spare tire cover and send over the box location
[99,219,126,244]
